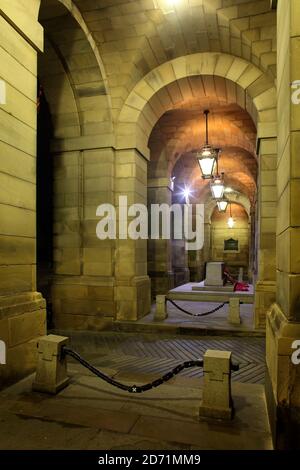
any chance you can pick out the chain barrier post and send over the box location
[155,295,168,321]
[33,335,70,394]
[199,349,234,420]
[228,297,241,325]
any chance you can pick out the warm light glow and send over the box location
[211,176,225,199]
[227,217,235,229]
[153,0,181,14]
[224,187,234,193]
[217,199,228,212]
[170,176,176,191]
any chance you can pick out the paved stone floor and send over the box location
[61,332,266,384]
[0,332,269,450]
[0,361,272,450]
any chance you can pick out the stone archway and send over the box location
[114,53,276,325]
[37,0,118,331]
[116,53,276,157]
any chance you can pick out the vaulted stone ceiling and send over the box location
[148,75,258,205]
[38,0,276,137]
[38,0,112,139]
[70,0,276,119]
[38,0,274,205]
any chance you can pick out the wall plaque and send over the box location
[224,238,239,251]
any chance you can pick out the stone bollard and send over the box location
[154,295,167,321]
[33,335,69,394]
[199,350,233,420]
[228,297,241,324]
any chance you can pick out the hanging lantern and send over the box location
[211,172,225,199]
[196,110,218,179]
[227,203,235,228]
[217,198,228,213]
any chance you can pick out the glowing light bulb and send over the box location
[182,186,191,204]
[228,217,235,229]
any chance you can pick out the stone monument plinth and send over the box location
[192,262,234,292]
[204,262,225,287]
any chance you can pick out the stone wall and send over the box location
[254,137,277,328]
[51,147,116,330]
[265,0,300,449]
[0,0,46,387]
[210,204,249,278]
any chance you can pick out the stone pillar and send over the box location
[266,0,300,448]
[154,295,167,321]
[248,207,256,283]
[254,137,277,328]
[115,149,151,321]
[202,222,212,280]
[167,192,189,286]
[51,147,116,331]
[147,178,174,297]
[188,249,201,282]
[172,237,190,286]
[188,207,203,282]
[228,298,241,325]
[0,3,46,386]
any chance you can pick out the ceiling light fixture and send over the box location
[196,110,218,179]
[210,148,225,199]
[211,173,225,199]
[217,198,228,213]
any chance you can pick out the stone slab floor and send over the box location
[0,333,272,450]
[58,332,266,384]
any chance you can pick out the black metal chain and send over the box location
[166,298,228,317]
[63,347,204,394]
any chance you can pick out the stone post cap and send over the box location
[37,335,69,359]
[203,350,232,376]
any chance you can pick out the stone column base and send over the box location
[148,270,174,298]
[173,267,190,287]
[116,275,151,321]
[254,280,276,328]
[266,303,300,449]
[0,292,46,388]
[189,266,202,282]
[51,276,115,331]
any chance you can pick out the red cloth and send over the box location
[234,282,249,292]
[224,268,249,292]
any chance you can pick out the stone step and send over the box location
[113,321,265,337]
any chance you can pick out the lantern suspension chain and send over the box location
[204,109,209,145]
